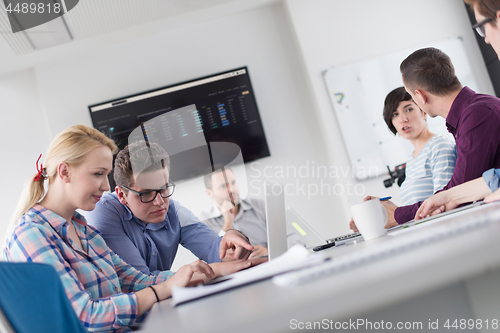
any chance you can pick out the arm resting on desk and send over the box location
[415,178,492,220]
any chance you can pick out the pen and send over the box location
[380,196,392,201]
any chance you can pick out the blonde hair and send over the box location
[10,124,117,227]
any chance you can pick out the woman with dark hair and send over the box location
[383,87,457,205]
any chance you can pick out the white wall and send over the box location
[0,69,52,243]
[283,0,495,221]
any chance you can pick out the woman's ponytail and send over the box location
[10,172,47,227]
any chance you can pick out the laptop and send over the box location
[286,207,326,249]
[286,207,363,250]
[263,180,375,256]
[264,180,289,260]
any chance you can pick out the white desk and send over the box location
[142,202,500,333]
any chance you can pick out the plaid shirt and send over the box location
[3,204,174,332]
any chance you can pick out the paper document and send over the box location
[171,245,326,306]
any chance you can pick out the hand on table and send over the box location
[210,257,268,278]
[415,191,458,220]
[162,260,215,293]
[249,245,268,259]
[485,188,500,203]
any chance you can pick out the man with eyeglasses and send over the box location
[85,142,262,279]
[466,0,500,58]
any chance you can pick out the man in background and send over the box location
[199,166,269,258]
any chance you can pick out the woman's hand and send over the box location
[209,261,251,278]
[348,195,398,231]
[415,192,456,220]
[159,260,215,296]
[195,258,268,282]
[136,260,214,316]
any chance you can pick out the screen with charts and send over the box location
[88,67,270,184]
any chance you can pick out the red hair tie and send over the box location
[34,154,45,182]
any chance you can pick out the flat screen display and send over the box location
[88,67,270,185]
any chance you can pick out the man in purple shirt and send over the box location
[353,48,500,229]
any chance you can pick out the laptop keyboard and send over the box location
[326,232,361,244]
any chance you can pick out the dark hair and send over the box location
[114,142,170,190]
[383,87,413,135]
[203,164,233,189]
[400,47,462,96]
[464,0,500,21]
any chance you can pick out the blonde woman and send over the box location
[3,125,250,331]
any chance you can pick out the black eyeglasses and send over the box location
[120,183,175,203]
[472,17,493,38]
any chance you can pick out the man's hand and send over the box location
[348,196,398,231]
[219,229,254,260]
[415,192,457,220]
[219,200,236,231]
[249,245,268,259]
[485,188,500,203]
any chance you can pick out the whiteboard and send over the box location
[323,38,479,180]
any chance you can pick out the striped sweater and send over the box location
[399,136,457,205]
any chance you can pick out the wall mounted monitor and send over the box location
[88,67,270,186]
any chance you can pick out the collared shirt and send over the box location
[395,87,500,223]
[483,168,500,192]
[199,198,268,247]
[84,192,221,275]
[399,136,456,205]
[3,205,171,332]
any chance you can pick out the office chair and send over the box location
[0,262,85,333]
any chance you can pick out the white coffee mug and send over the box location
[350,199,388,241]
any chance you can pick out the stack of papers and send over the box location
[171,245,326,306]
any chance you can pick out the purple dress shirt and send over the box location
[395,87,500,223]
